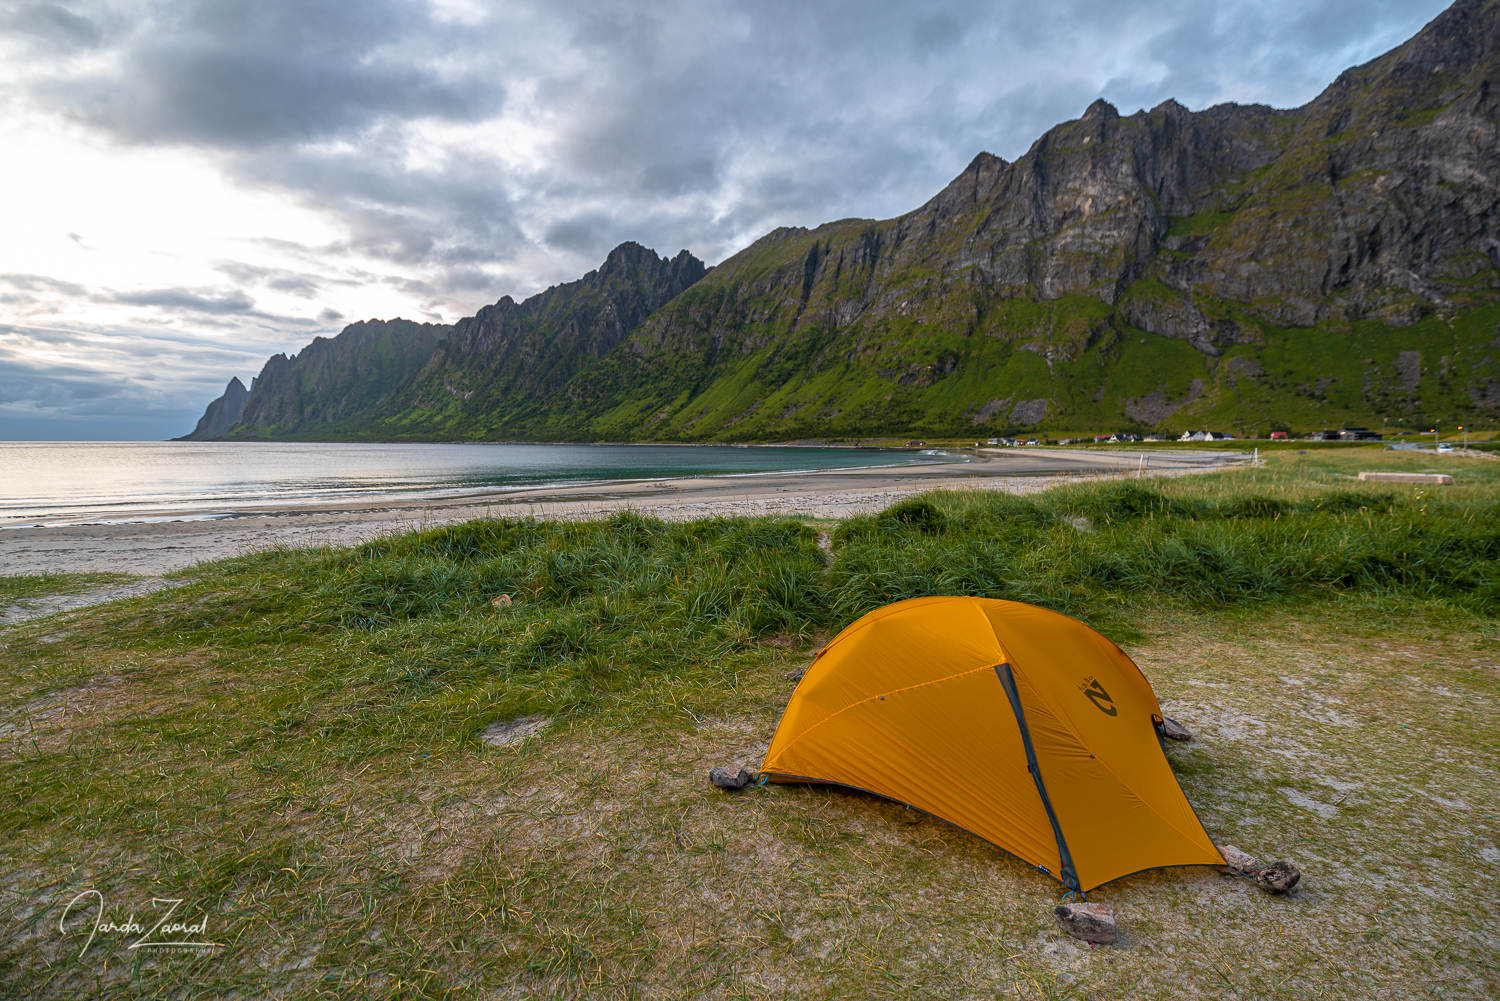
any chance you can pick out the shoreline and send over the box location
[0,448,1244,580]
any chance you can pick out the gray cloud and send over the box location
[0,274,91,316]
[38,0,502,148]
[1,273,89,297]
[112,287,257,315]
[1,2,105,52]
[0,356,119,406]
[0,319,330,439]
[212,260,361,299]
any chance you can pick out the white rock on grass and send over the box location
[1219,844,1302,893]
[1220,844,1260,875]
[480,715,548,747]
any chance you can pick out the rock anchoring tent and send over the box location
[760,597,1223,892]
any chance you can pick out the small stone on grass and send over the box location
[1053,902,1117,944]
[1254,860,1302,894]
[1219,844,1301,893]
[1220,844,1259,875]
[709,766,757,789]
[1161,716,1193,740]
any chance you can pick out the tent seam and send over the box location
[996,662,1081,893]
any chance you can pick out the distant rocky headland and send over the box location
[184,0,1499,443]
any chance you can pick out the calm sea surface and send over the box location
[0,441,959,526]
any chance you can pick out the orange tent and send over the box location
[760,597,1224,891]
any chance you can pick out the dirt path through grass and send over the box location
[0,575,179,627]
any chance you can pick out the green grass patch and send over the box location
[1165,209,1237,238]
[0,572,139,602]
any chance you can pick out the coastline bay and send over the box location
[0,441,961,529]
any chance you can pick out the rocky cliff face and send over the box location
[653,0,1495,343]
[1135,0,1500,336]
[174,376,251,440]
[225,319,450,439]
[351,242,707,437]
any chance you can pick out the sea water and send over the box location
[0,441,959,527]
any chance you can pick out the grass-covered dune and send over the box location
[2,451,1498,999]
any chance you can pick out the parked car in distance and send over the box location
[1437,443,1454,452]
[1269,431,1290,440]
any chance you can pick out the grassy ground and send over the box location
[0,573,138,604]
[1,451,1496,999]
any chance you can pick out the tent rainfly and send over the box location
[759,596,1224,892]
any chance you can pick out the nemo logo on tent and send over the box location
[1078,676,1117,716]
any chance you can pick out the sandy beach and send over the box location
[1,447,1243,583]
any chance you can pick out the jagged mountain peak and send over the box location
[370,242,710,427]
[174,376,251,440]
[1081,98,1120,121]
[1146,98,1190,119]
[598,240,666,267]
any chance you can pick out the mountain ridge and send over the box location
[185,0,1500,443]
[222,319,451,440]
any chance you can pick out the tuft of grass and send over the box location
[0,572,139,603]
[826,456,1500,630]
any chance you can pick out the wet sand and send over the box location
[1,447,1243,579]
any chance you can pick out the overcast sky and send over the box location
[0,0,1452,440]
